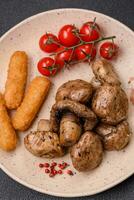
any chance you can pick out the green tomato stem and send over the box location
[50,35,116,56]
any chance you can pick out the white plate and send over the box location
[0,9,134,197]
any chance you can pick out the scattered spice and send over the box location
[51,162,57,167]
[45,169,50,173]
[44,163,50,168]
[50,166,54,170]
[39,163,44,168]
[49,173,55,177]
[38,161,74,178]
[62,162,68,166]
[52,169,57,175]
[58,163,62,168]
[59,164,66,169]
[67,170,74,176]
[58,170,63,174]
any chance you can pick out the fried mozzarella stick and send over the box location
[5,51,28,109]
[0,93,17,151]
[12,76,51,131]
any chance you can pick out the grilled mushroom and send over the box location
[50,99,97,133]
[56,80,95,146]
[91,59,121,85]
[92,84,128,125]
[24,131,64,158]
[70,131,103,171]
[56,79,93,103]
[96,120,131,150]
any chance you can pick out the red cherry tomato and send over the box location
[39,33,59,53]
[37,57,57,76]
[100,42,118,60]
[75,44,96,61]
[55,46,76,69]
[80,21,100,42]
[58,25,80,47]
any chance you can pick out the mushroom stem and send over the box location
[60,112,82,147]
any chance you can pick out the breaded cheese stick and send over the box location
[12,76,51,131]
[0,93,17,151]
[5,51,28,109]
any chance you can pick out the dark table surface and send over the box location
[0,0,134,199]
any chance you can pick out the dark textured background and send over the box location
[0,0,134,199]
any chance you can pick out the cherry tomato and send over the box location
[55,46,76,69]
[37,57,57,76]
[58,25,80,47]
[80,21,100,42]
[75,44,96,61]
[100,42,118,60]
[39,33,59,53]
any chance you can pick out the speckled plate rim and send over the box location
[0,8,134,197]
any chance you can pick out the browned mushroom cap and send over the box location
[91,59,121,85]
[50,99,97,133]
[92,84,128,125]
[24,131,64,158]
[70,131,103,171]
[56,79,93,103]
[96,121,131,151]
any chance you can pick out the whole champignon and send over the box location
[91,59,121,85]
[70,131,103,171]
[92,84,128,125]
[96,121,131,150]
[56,80,95,146]
[24,131,64,158]
[60,112,82,147]
[50,99,97,133]
[56,79,93,103]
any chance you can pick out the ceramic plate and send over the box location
[0,9,134,197]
